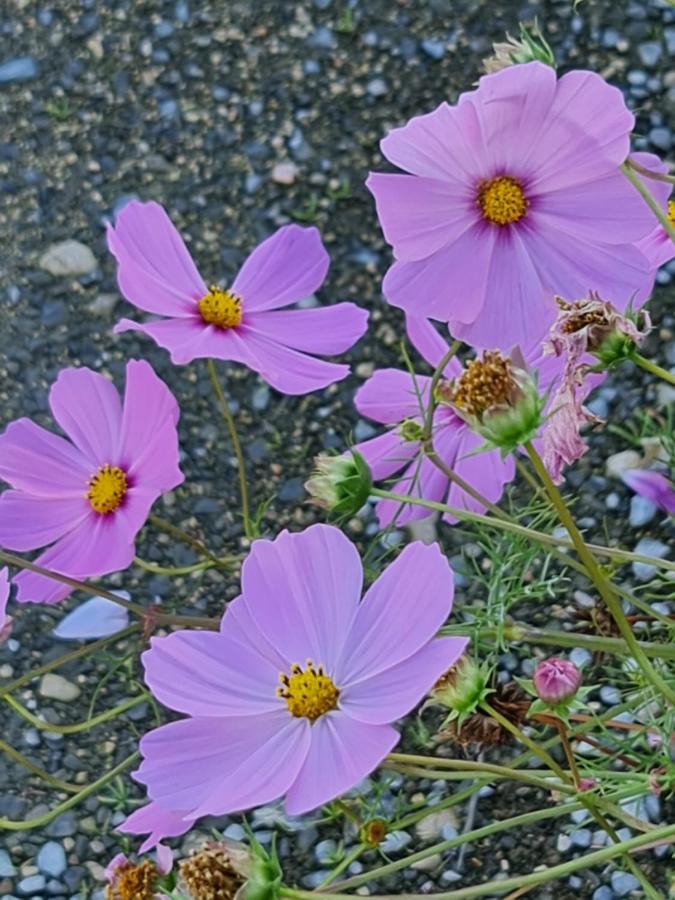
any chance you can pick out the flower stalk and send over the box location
[621,159,675,243]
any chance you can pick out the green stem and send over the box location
[207,359,253,540]
[134,555,218,576]
[318,845,366,889]
[0,737,80,794]
[422,340,462,439]
[524,441,675,706]
[391,783,485,831]
[621,160,675,242]
[370,489,675,573]
[0,752,139,831]
[0,625,140,699]
[303,822,675,899]
[148,513,231,569]
[632,352,675,386]
[439,624,675,661]
[4,692,148,734]
[481,702,568,782]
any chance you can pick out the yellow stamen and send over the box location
[668,199,675,229]
[477,176,528,226]
[198,285,243,329]
[450,351,514,417]
[87,465,128,515]
[277,660,339,722]
[105,860,158,900]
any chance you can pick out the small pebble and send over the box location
[610,871,641,896]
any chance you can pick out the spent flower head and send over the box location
[178,840,254,900]
[429,655,491,729]
[483,21,556,75]
[304,451,372,518]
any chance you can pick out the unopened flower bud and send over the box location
[483,21,555,75]
[446,350,545,455]
[533,658,581,706]
[305,451,372,517]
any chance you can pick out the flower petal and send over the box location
[383,222,497,324]
[376,452,449,528]
[49,368,123,468]
[108,200,206,316]
[341,636,469,724]
[366,173,475,261]
[0,419,91,497]
[354,369,430,425]
[285,714,398,816]
[0,568,9,627]
[142,629,281,717]
[117,801,192,854]
[622,470,675,515]
[241,524,363,672]
[135,712,310,818]
[405,316,463,377]
[52,594,131,640]
[444,430,515,524]
[243,303,368,355]
[0,491,88,551]
[352,430,418,481]
[116,360,183,492]
[232,225,329,312]
[337,541,454,683]
[13,515,135,604]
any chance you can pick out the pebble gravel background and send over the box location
[0,1,674,898]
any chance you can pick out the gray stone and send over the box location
[39,240,97,276]
[570,648,592,668]
[649,127,672,151]
[39,673,81,701]
[37,841,67,877]
[421,38,445,59]
[380,830,411,854]
[629,494,657,527]
[611,871,641,896]
[631,537,669,581]
[0,57,38,84]
[17,874,46,895]
[638,41,662,67]
[556,833,572,852]
[45,810,78,837]
[0,848,16,876]
[222,823,247,841]
[367,78,388,97]
[599,686,621,706]
[570,828,592,848]
[87,293,118,316]
[592,888,613,900]
[314,839,338,864]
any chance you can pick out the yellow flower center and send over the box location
[87,465,128,515]
[198,285,243,329]
[477,176,528,226]
[668,199,675,229]
[105,860,158,900]
[277,661,340,722]
[450,351,514,417]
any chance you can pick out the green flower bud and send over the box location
[399,418,425,443]
[483,21,556,74]
[430,656,491,729]
[305,451,372,517]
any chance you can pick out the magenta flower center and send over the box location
[477,176,528,226]
[198,286,243,329]
[277,660,340,722]
[87,464,128,515]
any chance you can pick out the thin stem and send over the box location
[0,550,147,616]
[422,340,462,439]
[133,556,219,576]
[632,352,675,386]
[524,440,675,706]
[392,783,485,831]
[0,737,80,793]
[0,624,140,699]
[425,449,506,519]
[297,820,675,900]
[4,692,148,734]
[207,358,253,540]
[481,702,568,783]
[318,845,366,889]
[0,752,139,831]
[621,160,675,242]
[370,489,675,573]
[627,155,675,185]
[148,513,231,569]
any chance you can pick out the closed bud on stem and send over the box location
[533,657,582,706]
[483,20,555,75]
[305,451,372,517]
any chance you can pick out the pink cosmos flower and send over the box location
[367,62,670,349]
[0,361,183,604]
[122,525,467,849]
[621,469,675,516]
[109,201,368,395]
[0,568,12,645]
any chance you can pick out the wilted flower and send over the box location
[434,682,529,749]
[621,469,675,516]
[0,361,183,604]
[305,452,372,517]
[0,568,13,645]
[109,201,368,395]
[533,658,582,705]
[541,384,602,485]
[104,843,172,900]
[482,21,556,74]
[121,525,467,847]
[178,841,253,900]
[360,819,388,848]
[367,61,669,349]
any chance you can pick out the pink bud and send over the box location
[533,657,582,705]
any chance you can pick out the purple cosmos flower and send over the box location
[621,469,675,516]
[122,525,467,849]
[0,361,183,604]
[109,201,368,395]
[352,316,529,527]
[0,568,12,645]
[367,62,670,349]
[533,657,582,705]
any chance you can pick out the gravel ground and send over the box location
[0,1,674,898]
